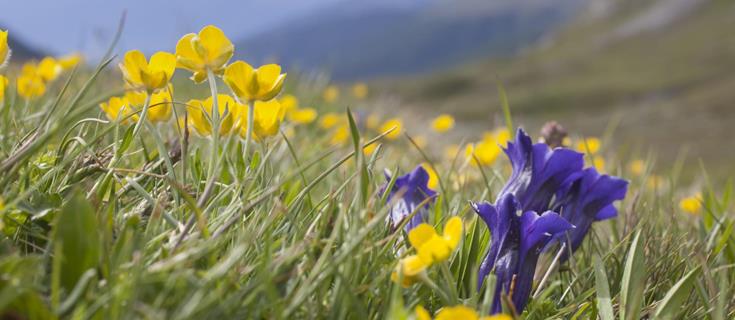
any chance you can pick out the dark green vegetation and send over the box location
[381,0,735,177]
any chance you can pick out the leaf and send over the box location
[52,190,101,291]
[620,230,645,320]
[593,254,615,320]
[495,79,513,139]
[346,108,369,207]
[653,266,701,319]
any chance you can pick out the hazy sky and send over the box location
[0,0,344,59]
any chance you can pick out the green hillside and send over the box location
[379,0,735,176]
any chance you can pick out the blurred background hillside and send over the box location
[2,0,733,176]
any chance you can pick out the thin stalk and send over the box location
[197,69,221,207]
[243,100,255,161]
[131,92,152,137]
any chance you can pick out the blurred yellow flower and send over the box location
[37,57,62,82]
[379,118,402,140]
[366,113,380,130]
[415,306,432,320]
[287,108,317,124]
[319,112,343,129]
[363,143,378,156]
[0,75,7,101]
[409,216,462,264]
[323,85,339,103]
[58,53,82,70]
[431,114,455,133]
[279,94,299,113]
[330,124,350,145]
[224,61,286,102]
[493,128,511,146]
[629,159,645,176]
[391,255,428,287]
[119,50,176,92]
[421,163,439,189]
[0,30,9,68]
[352,82,368,99]
[17,73,46,100]
[187,94,242,136]
[434,305,511,320]
[176,25,234,82]
[679,193,702,215]
[592,157,605,172]
[99,96,138,125]
[251,99,284,139]
[576,137,601,154]
[647,175,666,190]
[465,140,500,166]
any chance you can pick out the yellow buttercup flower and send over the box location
[0,75,8,102]
[592,157,605,172]
[409,217,462,264]
[223,61,286,102]
[421,163,439,189]
[465,140,500,167]
[119,50,175,92]
[330,124,350,145]
[629,159,645,176]
[431,114,455,133]
[434,305,511,320]
[17,73,46,100]
[187,94,242,136]
[99,96,138,125]
[493,128,511,146]
[38,57,63,82]
[379,118,402,140]
[251,99,284,139]
[126,87,174,123]
[0,29,10,68]
[363,143,378,156]
[352,82,368,99]
[415,306,432,320]
[175,25,234,82]
[390,255,428,287]
[279,94,299,113]
[319,112,343,129]
[576,137,601,154]
[58,53,83,70]
[288,108,317,124]
[323,85,339,103]
[679,193,702,215]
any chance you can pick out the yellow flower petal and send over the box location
[0,75,8,101]
[432,114,455,133]
[629,159,645,176]
[421,163,439,190]
[408,224,436,249]
[415,306,432,320]
[38,57,61,82]
[679,194,702,215]
[288,108,317,124]
[323,85,339,103]
[442,217,463,250]
[435,306,480,320]
[379,118,402,140]
[0,30,9,67]
[576,137,601,154]
[149,52,176,80]
[352,82,368,99]
[252,99,283,139]
[196,25,234,71]
[319,112,342,129]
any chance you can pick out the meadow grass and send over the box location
[1,28,734,320]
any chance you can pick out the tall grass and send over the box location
[1,51,734,320]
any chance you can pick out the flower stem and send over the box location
[243,100,255,161]
[197,69,220,207]
[131,92,152,137]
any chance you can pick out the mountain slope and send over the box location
[380,0,735,175]
[235,0,583,80]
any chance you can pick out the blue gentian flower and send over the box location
[473,193,573,314]
[498,128,584,213]
[381,165,437,232]
[552,167,628,257]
